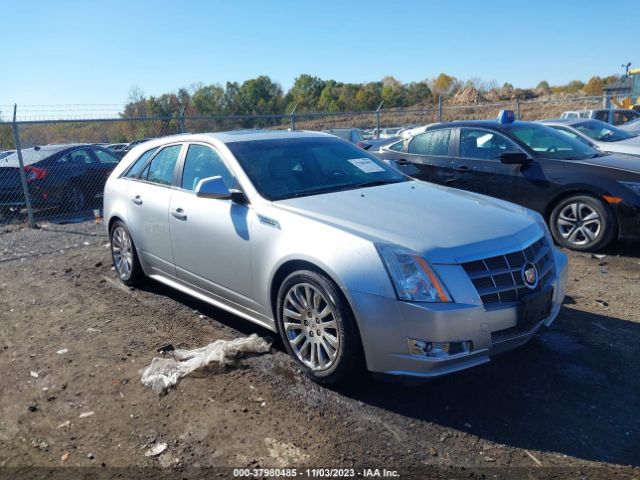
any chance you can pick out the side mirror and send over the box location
[499,151,530,164]
[195,176,231,199]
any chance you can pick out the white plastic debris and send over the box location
[140,334,271,393]
[30,371,39,378]
[144,442,168,457]
[79,411,95,418]
[56,348,69,355]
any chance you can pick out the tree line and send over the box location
[121,73,623,119]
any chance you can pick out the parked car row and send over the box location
[0,144,120,216]
[378,110,640,252]
[106,138,155,158]
[560,108,640,126]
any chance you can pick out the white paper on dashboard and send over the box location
[348,158,385,173]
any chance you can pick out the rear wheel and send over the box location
[110,220,144,285]
[549,194,616,251]
[62,184,85,213]
[276,270,364,384]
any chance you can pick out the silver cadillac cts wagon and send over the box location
[104,131,568,383]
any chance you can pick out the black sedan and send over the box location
[0,144,120,215]
[378,112,640,251]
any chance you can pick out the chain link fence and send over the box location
[1,94,638,227]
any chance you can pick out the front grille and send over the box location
[461,236,555,306]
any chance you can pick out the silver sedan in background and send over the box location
[542,118,640,156]
[104,131,567,383]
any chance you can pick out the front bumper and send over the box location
[613,201,640,241]
[349,249,568,378]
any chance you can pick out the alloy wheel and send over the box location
[282,283,340,371]
[556,202,602,246]
[111,225,133,280]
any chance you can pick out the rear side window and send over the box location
[181,144,236,191]
[388,140,404,152]
[143,145,182,186]
[408,129,451,156]
[57,149,94,164]
[123,147,157,178]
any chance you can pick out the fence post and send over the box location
[515,98,520,119]
[375,101,384,139]
[290,103,298,131]
[179,106,186,133]
[11,105,37,229]
[602,94,609,109]
[438,96,443,123]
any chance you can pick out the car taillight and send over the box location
[24,165,48,183]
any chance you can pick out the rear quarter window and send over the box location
[123,147,158,178]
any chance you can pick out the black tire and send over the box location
[549,194,617,251]
[276,270,364,384]
[109,220,144,285]
[62,184,85,213]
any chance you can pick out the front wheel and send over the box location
[110,220,144,285]
[549,194,616,251]
[276,270,364,384]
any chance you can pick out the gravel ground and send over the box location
[0,223,639,479]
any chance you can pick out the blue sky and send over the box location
[1,0,638,108]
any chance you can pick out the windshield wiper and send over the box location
[276,179,404,200]
[348,179,405,189]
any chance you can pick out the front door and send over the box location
[451,127,547,209]
[168,143,255,310]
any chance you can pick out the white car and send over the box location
[542,119,640,156]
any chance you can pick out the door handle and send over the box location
[131,195,143,205]
[395,158,410,166]
[454,166,470,173]
[170,208,187,221]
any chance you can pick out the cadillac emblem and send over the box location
[521,262,539,289]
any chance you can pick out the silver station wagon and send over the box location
[104,131,568,383]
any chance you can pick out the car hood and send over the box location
[596,135,640,155]
[274,181,543,264]
[580,152,640,172]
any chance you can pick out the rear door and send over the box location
[126,143,184,276]
[388,128,454,185]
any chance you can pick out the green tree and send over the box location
[381,76,407,107]
[192,84,226,115]
[406,81,431,105]
[238,76,284,115]
[288,74,326,111]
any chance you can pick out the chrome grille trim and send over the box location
[461,236,556,306]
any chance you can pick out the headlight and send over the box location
[376,244,451,303]
[620,181,640,197]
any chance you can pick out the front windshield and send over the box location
[227,137,406,200]
[574,120,635,142]
[509,123,599,160]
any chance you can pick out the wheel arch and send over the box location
[544,188,620,242]
[268,259,361,338]
[543,188,613,222]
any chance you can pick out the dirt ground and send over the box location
[0,224,639,479]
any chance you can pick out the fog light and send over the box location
[407,339,472,358]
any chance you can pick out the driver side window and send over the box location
[459,128,520,160]
[181,144,236,191]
